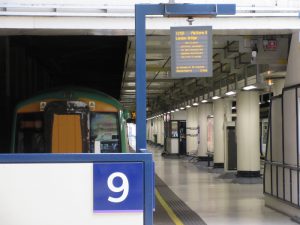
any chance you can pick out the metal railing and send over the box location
[264,84,300,208]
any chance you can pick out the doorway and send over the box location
[178,121,187,155]
[227,127,237,170]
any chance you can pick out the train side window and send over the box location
[16,113,45,153]
[90,113,120,153]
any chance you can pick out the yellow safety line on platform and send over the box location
[155,189,184,225]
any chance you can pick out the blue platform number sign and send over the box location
[93,162,144,213]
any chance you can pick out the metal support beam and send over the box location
[135,5,235,223]
[135,4,165,154]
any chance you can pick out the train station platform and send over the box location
[151,144,297,225]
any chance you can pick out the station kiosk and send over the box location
[165,114,187,155]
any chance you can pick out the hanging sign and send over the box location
[171,26,212,78]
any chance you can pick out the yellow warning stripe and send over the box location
[155,189,184,225]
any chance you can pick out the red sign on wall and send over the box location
[263,39,277,51]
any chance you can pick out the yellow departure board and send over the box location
[171,26,212,78]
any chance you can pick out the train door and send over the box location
[44,101,89,153]
[51,114,82,153]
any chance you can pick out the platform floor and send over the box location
[151,145,297,225]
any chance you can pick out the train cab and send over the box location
[11,87,130,153]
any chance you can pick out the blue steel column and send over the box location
[135,6,147,153]
[135,5,163,225]
[135,4,164,153]
[134,5,235,225]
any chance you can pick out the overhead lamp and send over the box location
[171,110,175,113]
[243,85,257,91]
[212,87,221,100]
[192,102,199,106]
[167,111,171,113]
[267,79,274,86]
[175,109,179,111]
[201,99,208,103]
[180,107,185,110]
[186,105,191,108]
[232,106,236,110]
[225,91,236,96]
[212,96,220,100]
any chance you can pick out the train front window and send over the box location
[16,113,45,153]
[90,113,120,153]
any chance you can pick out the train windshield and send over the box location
[15,113,45,153]
[90,113,120,153]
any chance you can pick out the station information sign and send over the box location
[171,26,212,78]
[93,162,144,213]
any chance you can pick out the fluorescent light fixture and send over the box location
[192,102,199,106]
[267,79,274,86]
[180,107,185,110]
[201,100,208,103]
[243,85,256,91]
[212,96,220,100]
[171,110,175,113]
[225,91,236,96]
[267,100,270,103]
[232,106,236,110]
[175,109,179,111]
[259,102,261,105]
[186,105,191,108]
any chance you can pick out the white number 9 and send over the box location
[107,172,129,203]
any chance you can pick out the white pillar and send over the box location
[154,118,158,144]
[150,119,154,142]
[159,117,164,146]
[223,99,234,171]
[147,120,150,141]
[186,107,198,155]
[224,99,232,122]
[198,103,213,158]
[157,118,161,145]
[213,99,225,168]
[236,91,260,177]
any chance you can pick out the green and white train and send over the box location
[11,87,130,153]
